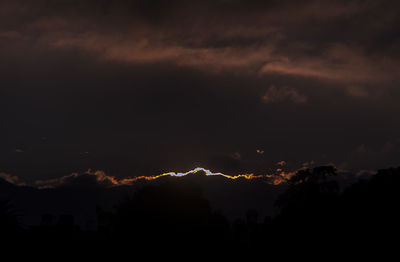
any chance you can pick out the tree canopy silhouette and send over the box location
[0,200,19,235]
[274,165,340,240]
[340,167,400,239]
[112,181,213,246]
[276,166,339,213]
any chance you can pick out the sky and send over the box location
[1,0,400,183]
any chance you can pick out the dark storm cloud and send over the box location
[3,0,399,78]
[1,0,400,181]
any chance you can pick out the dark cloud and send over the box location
[261,85,307,104]
[0,172,22,185]
[1,0,400,181]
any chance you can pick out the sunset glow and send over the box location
[118,167,295,186]
[1,1,398,250]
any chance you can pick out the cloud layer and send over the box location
[1,0,400,181]
[2,0,400,82]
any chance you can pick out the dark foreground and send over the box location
[1,166,399,255]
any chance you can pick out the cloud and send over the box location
[259,44,400,84]
[4,166,298,189]
[261,85,307,104]
[231,152,242,161]
[345,85,369,98]
[2,0,399,82]
[40,32,276,73]
[0,172,21,185]
[301,161,315,168]
[1,0,400,176]
[34,26,400,82]
[381,142,395,153]
[0,31,23,40]
[355,144,368,154]
[34,170,120,189]
[276,161,287,167]
[355,169,376,177]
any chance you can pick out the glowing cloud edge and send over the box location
[118,167,294,186]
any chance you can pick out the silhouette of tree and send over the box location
[276,166,338,211]
[205,210,231,245]
[0,200,19,234]
[271,165,400,248]
[274,166,340,239]
[112,181,213,246]
[341,167,400,240]
[2,165,399,253]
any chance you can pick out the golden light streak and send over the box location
[118,167,295,186]
[33,167,297,189]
